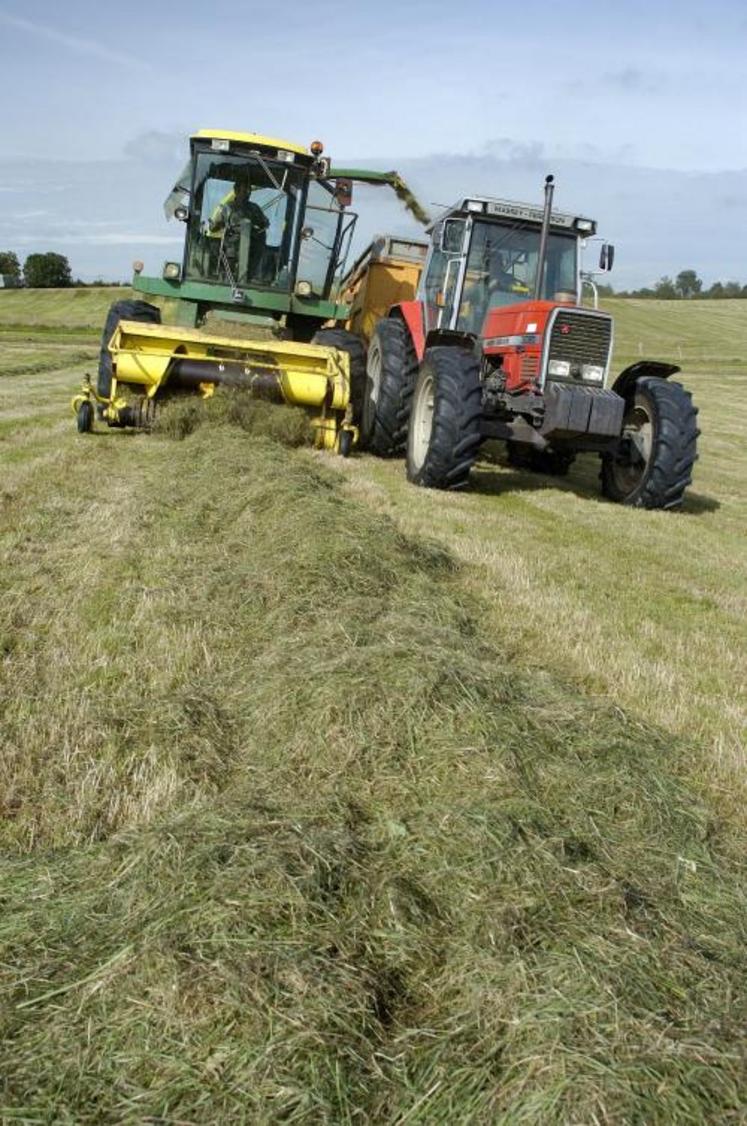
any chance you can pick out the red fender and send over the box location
[391,301,426,361]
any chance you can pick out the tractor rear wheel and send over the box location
[600,376,699,509]
[311,328,366,420]
[361,317,418,456]
[406,346,482,489]
[97,300,161,399]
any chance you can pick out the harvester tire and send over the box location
[406,346,482,490]
[311,329,366,419]
[76,400,93,433]
[361,317,418,456]
[97,300,161,399]
[506,442,575,476]
[600,376,699,509]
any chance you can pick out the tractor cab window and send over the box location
[295,180,346,299]
[457,220,578,335]
[184,151,305,291]
[420,220,466,332]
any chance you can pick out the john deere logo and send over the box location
[560,324,572,335]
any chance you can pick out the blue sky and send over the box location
[0,0,745,283]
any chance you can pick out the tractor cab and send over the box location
[418,195,597,337]
[154,130,358,327]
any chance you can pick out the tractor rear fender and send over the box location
[391,301,426,362]
[612,361,681,401]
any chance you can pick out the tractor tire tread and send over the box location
[363,318,418,456]
[97,299,161,399]
[311,328,367,418]
[601,376,699,509]
[407,346,482,490]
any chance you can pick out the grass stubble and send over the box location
[1,383,746,1123]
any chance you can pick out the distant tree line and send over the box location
[599,269,747,300]
[0,250,127,288]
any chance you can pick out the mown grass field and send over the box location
[1,290,746,1122]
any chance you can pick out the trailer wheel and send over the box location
[361,317,418,456]
[406,346,482,489]
[97,300,161,399]
[76,400,93,433]
[506,443,576,476]
[311,329,367,419]
[600,377,699,509]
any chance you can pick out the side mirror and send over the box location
[334,178,353,207]
[440,218,465,254]
[599,243,615,271]
[174,206,189,223]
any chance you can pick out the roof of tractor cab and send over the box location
[431,195,597,236]
[191,129,310,158]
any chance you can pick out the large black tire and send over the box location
[97,300,161,399]
[600,376,699,509]
[361,317,418,456]
[311,328,366,420]
[406,346,483,490]
[506,442,576,476]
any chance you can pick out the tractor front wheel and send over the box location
[600,376,698,509]
[406,346,482,489]
[361,318,418,456]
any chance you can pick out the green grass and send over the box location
[0,294,746,1121]
[0,286,129,328]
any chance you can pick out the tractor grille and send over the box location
[546,311,612,381]
[521,354,539,380]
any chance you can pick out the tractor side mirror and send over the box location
[599,243,615,271]
[440,218,466,254]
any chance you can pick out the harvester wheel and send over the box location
[361,318,418,457]
[406,346,482,490]
[506,442,575,476]
[600,377,699,509]
[97,300,161,399]
[311,329,366,418]
[76,400,93,433]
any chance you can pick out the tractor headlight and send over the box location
[582,364,605,382]
[163,261,182,281]
[295,280,312,297]
[548,359,570,377]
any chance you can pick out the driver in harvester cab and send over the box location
[208,174,269,282]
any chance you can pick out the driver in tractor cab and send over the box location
[208,174,269,283]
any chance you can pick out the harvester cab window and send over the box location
[456,220,578,335]
[185,151,305,291]
[295,179,346,298]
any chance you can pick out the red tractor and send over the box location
[360,176,698,509]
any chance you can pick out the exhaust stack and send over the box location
[534,174,555,300]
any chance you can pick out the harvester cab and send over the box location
[73,129,429,455]
[362,176,699,509]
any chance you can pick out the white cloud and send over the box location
[0,10,151,71]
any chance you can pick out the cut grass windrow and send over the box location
[1,414,746,1123]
